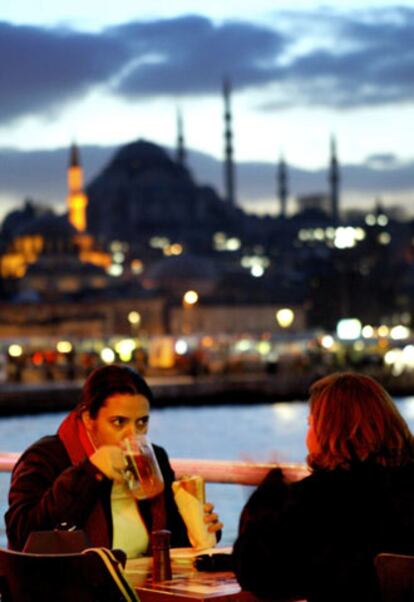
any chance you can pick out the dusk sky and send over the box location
[1,1,414,220]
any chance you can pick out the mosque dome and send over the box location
[1,201,52,240]
[111,139,176,172]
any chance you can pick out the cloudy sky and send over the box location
[1,0,414,220]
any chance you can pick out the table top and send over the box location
[125,547,252,602]
[126,547,307,602]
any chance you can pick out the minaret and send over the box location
[67,142,88,232]
[374,197,384,217]
[277,153,288,218]
[329,135,340,223]
[223,78,236,205]
[176,108,186,168]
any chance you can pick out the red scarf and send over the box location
[58,411,110,547]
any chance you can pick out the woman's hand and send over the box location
[203,501,223,533]
[89,445,126,481]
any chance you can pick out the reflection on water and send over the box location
[397,397,414,420]
[0,398,413,547]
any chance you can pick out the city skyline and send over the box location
[1,1,414,219]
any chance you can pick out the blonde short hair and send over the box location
[307,372,414,471]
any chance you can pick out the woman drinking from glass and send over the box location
[6,364,222,556]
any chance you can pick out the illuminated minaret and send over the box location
[223,78,236,205]
[67,142,88,232]
[176,108,186,168]
[329,135,340,223]
[277,153,288,218]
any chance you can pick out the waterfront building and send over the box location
[169,302,305,336]
[0,145,111,293]
[296,193,331,216]
[0,291,165,339]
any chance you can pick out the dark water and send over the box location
[1,398,414,546]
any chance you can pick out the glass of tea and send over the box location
[121,434,164,500]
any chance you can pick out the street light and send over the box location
[128,311,141,327]
[182,290,199,334]
[275,308,295,329]
[183,290,199,306]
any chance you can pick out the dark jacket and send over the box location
[6,435,189,552]
[232,463,414,602]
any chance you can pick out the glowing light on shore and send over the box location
[378,325,389,337]
[56,341,72,353]
[100,347,115,363]
[128,311,141,326]
[384,345,414,376]
[175,339,188,355]
[115,338,136,362]
[183,290,199,306]
[390,325,410,340]
[276,308,295,328]
[8,344,23,357]
[336,318,361,340]
[321,335,334,349]
[251,265,264,277]
[361,325,374,338]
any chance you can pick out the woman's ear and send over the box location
[81,411,93,432]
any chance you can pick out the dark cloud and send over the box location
[0,22,127,122]
[2,7,414,125]
[262,7,414,109]
[108,16,286,95]
[0,15,285,123]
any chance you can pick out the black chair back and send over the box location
[375,552,414,602]
[23,529,90,554]
[0,547,138,602]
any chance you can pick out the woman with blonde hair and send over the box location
[233,372,414,602]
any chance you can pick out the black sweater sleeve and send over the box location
[5,436,108,551]
[232,468,309,600]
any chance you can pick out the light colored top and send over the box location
[111,481,149,558]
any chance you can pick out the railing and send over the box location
[172,459,309,484]
[0,452,309,484]
[0,453,19,472]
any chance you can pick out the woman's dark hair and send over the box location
[307,371,414,470]
[77,364,153,418]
